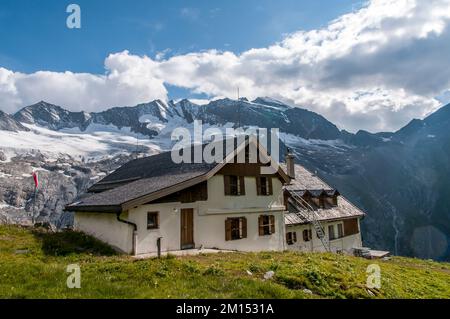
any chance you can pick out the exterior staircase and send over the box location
[289,191,331,252]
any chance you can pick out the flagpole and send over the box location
[31,171,38,226]
[32,185,36,225]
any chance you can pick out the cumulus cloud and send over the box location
[1,0,450,132]
[0,54,167,114]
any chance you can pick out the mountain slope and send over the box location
[13,101,90,131]
[0,110,29,132]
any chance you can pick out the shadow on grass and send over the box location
[31,228,117,256]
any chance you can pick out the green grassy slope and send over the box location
[0,225,449,299]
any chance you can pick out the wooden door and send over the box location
[180,208,194,249]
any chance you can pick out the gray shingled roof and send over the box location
[69,170,209,209]
[66,138,290,212]
[281,163,365,225]
[88,146,217,192]
[66,142,230,211]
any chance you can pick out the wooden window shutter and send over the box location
[343,218,359,236]
[241,217,247,238]
[225,218,232,241]
[239,176,245,195]
[224,175,231,195]
[256,177,261,195]
[258,215,264,236]
[293,231,297,242]
[268,177,273,195]
[270,215,275,234]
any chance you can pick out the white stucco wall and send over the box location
[73,212,133,254]
[285,219,362,254]
[74,175,287,255]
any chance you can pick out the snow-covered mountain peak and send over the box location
[252,97,292,110]
[13,101,89,131]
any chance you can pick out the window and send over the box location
[326,196,338,206]
[256,176,273,196]
[229,175,239,195]
[224,175,245,196]
[337,223,344,238]
[260,177,268,195]
[328,225,336,240]
[225,217,247,241]
[302,229,312,242]
[258,215,275,235]
[286,231,297,245]
[147,212,159,229]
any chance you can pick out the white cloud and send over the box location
[0,52,167,113]
[1,0,450,132]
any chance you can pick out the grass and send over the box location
[0,225,449,299]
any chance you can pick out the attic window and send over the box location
[230,175,239,195]
[257,177,273,196]
[224,175,245,196]
[147,212,159,230]
[326,195,338,207]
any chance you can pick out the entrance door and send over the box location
[180,208,194,249]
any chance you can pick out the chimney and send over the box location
[285,148,295,180]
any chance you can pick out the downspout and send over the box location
[116,212,138,256]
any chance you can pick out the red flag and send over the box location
[32,171,38,189]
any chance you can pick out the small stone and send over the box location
[15,249,29,254]
[246,270,253,276]
[303,289,313,294]
[263,270,275,280]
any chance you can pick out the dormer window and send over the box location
[325,196,338,206]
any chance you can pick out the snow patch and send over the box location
[0,123,163,160]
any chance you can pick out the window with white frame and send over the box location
[337,223,344,238]
[328,225,336,240]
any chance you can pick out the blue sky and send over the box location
[0,0,360,75]
[1,0,450,132]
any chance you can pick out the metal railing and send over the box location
[289,191,330,252]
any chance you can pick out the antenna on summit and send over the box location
[237,86,241,128]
